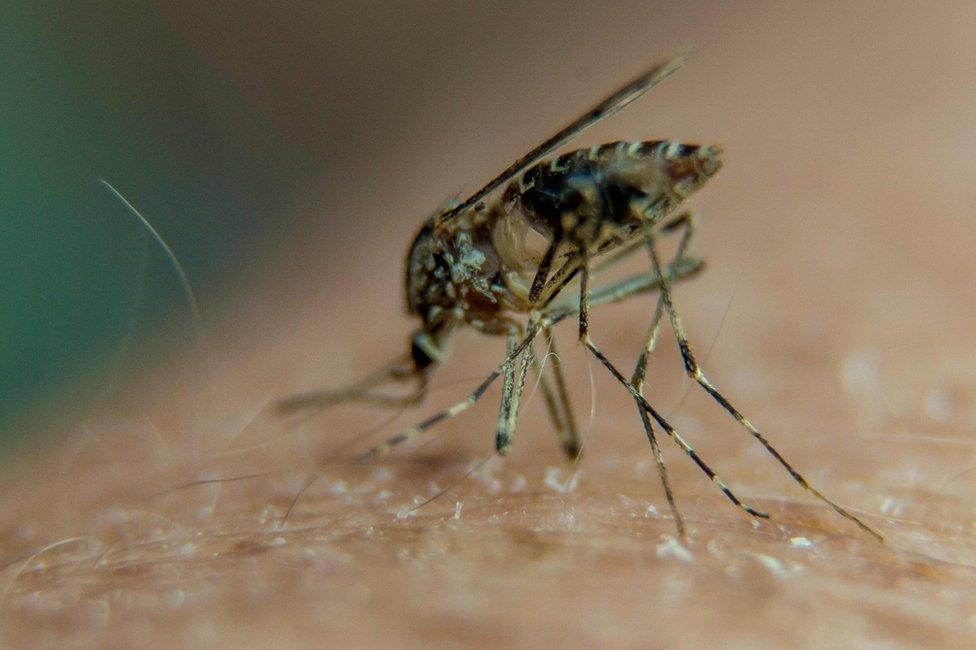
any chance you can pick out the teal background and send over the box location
[0,5,305,444]
[0,2,507,447]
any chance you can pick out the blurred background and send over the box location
[3,3,976,647]
[2,1,975,458]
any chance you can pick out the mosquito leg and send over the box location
[591,234,645,275]
[278,388,425,414]
[537,253,582,309]
[533,232,645,310]
[498,335,535,454]
[547,216,672,302]
[277,356,422,415]
[356,327,540,462]
[636,402,683,533]
[528,240,559,304]
[642,219,883,541]
[542,257,704,330]
[626,211,701,533]
[495,328,520,453]
[631,297,684,535]
[347,258,700,463]
[407,342,536,514]
[629,212,696,395]
[534,257,702,461]
[570,250,766,521]
[577,247,590,341]
[542,326,582,460]
[582,334,769,520]
[541,209,706,320]
[538,229,646,308]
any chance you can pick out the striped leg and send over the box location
[536,254,582,309]
[582,258,703,312]
[632,297,683,535]
[496,327,536,454]
[533,227,672,312]
[577,247,591,341]
[498,335,535,454]
[528,240,559,303]
[355,257,701,464]
[534,258,702,462]
[641,220,883,541]
[585,334,769,520]
[277,357,424,415]
[629,211,700,535]
[356,327,540,462]
[576,258,768,521]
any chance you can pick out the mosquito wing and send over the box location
[437,50,692,225]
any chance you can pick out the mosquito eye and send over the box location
[411,340,434,370]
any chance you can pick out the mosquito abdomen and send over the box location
[511,140,724,245]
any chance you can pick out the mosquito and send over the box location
[280,52,882,541]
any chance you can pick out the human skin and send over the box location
[3,3,976,647]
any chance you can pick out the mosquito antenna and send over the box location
[276,355,413,415]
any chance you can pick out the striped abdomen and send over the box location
[507,140,723,245]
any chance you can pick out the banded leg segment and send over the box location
[496,328,520,453]
[577,247,590,341]
[574,254,766,521]
[628,211,701,535]
[528,240,559,304]
[533,223,679,312]
[277,357,424,415]
[583,258,703,312]
[355,257,700,464]
[499,336,535,454]
[632,297,683,534]
[535,260,703,462]
[496,327,537,454]
[356,328,540,462]
[536,254,582,309]
[641,218,883,541]
[585,334,769,519]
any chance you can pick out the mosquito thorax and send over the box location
[404,209,511,337]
